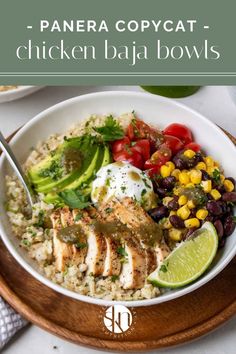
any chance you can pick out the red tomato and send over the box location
[130,139,150,161]
[163,123,193,144]
[127,119,164,150]
[164,135,184,155]
[184,142,201,152]
[144,145,172,169]
[112,137,130,154]
[113,149,143,169]
[146,165,160,178]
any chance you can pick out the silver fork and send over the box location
[0,131,35,213]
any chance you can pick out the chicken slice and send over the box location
[50,207,88,272]
[103,237,121,277]
[85,227,107,276]
[145,248,157,275]
[119,234,147,289]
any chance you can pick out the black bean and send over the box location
[169,215,185,229]
[167,199,179,211]
[214,220,224,239]
[195,153,203,163]
[206,201,222,215]
[219,237,226,248]
[222,192,236,203]
[154,187,168,198]
[223,216,236,237]
[201,170,210,181]
[189,208,197,218]
[184,227,197,240]
[161,176,176,190]
[205,215,215,223]
[215,185,225,194]
[148,206,169,222]
[172,156,187,170]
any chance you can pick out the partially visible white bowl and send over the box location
[0,86,45,103]
[0,91,236,307]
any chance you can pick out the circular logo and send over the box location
[103,305,133,334]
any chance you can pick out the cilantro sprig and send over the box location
[59,190,91,209]
[94,115,124,142]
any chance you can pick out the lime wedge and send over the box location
[141,86,201,98]
[148,222,218,288]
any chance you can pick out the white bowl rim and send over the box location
[0,90,236,308]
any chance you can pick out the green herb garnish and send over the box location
[111,275,119,282]
[160,264,168,273]
[212,169,221,184]
[59,190,91,209]
[39,160,62,181]
[75,242,87,249]
[34,210,45,228]
[105,207,113,214]
[117,246,128,257]
[94,115,124,142]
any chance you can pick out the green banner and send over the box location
[0,0,236,84]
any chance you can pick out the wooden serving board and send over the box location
[0,129,235,352]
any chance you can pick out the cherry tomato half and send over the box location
[113,149,143,169]
[112,136,130,154]
[164,135,184,155]
[144,145,172,169]
[127,119,164,150]
[146,165,160,178]
[130,139,150,161]
[184,142,201,152]
[163,123,193,144]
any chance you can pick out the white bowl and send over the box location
[0,86,45,103]
[0,91,236,308]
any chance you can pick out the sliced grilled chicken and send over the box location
[155,240,170,265]
[145,248,157,276]
[103,237,121,276]
[85,227,107,276]
[50,207,87,272]
[119,234,147,289]
[85,208,121,277]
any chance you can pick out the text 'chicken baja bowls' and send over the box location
[1,91,236,307]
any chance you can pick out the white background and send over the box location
[0,86,236,354]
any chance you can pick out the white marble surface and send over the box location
[0,86,236,354]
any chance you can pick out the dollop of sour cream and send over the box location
[91,161,157,210]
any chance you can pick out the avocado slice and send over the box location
[36,145,99,194]
[43,145,111,206]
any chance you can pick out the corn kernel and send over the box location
[190,170,202,184]
[196,162,207,171]
[196,209,208,220]
[161,218,172,229]
[177,205,191,220]
[210,189,221,200]
[160,165,171,178]
[169,228,183,241]
[169,210,177,216]
[179,172,190,185]
[186,183,195,189]
[204,156,214,167]
[166,161,175,172]
[201,180,212,193]
[184,218,200,228]
[184,149,196,159]
[171,169,181,180]
[163,197,173,206]
[220,174,225,183]
[187,200,196,209]
[173,187,182,196]
[178,195,188,206]
[224,179,234,192]
[207,167,219,176]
